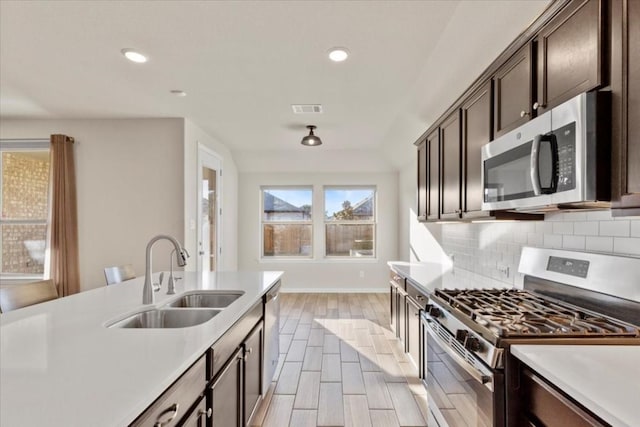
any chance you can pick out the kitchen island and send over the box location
[0,270,283,427]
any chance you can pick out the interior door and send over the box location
[197,146,222,272]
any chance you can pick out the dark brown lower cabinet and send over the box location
[243,323,263,426]
[406,298,421,371]
[179,396,210,427]
[211,347,243,427]
[131,356,208,427]
[518,367,606,427]
[210,322,264,427]
[398,290,406,347]
[390,283,398,333]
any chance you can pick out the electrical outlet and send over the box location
[359,270,365,278]
[497,263,510,278]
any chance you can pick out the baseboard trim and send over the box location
[280,287,387,294]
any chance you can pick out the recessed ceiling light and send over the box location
[121,48,148,63]
[170,90,187,97]
[328,47,349,62]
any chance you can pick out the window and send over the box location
[261,187,312,257]
[0,140,51,279]
[324,187,376,258]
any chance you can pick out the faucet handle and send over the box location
[153,272,164,291]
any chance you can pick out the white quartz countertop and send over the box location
[511,345,640,427]
[387,261,449,294]
[0,270,283,427]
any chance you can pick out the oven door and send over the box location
[422,313,500,427]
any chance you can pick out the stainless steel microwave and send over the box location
[481,92,610,212]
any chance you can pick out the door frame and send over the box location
[196,143,223,272]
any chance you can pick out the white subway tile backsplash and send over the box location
[613,238,640,256]
[552,222,574,235]
[562,235,586,250]
[573,221,599,236]
[563,212,587,221]
[438,209,638,292]
[543,234,563,248]
[545,212,564,222]
[585,236,614,253]
[599,221,630,237]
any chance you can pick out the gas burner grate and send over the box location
[435,288,639,338]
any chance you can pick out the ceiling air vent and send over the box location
[291,104,323,114]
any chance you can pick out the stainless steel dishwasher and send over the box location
[263,282,280,394]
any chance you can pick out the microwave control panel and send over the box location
[553,122,576,191]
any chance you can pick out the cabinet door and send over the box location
[417,139,428,221]
[440,110,462,219]
[244,323,263,426]
[406,300,421,370]
[535,0,603,114]
[211,348,242,427]
[398,292,406,345]
[493,44,533,137]
[390,284,397,333]
[179,396,210,427]
[426,129,440,221]
[462,81,492,218]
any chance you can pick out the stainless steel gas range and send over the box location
[421,247,640,427]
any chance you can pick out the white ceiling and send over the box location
[0,0,550,168]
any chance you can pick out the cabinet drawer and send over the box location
[210,301,263,377]
[131,355,207,427]
[520,367,605,427]
[389,270,405,290]
[406,280,428,308]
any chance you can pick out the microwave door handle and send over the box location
[530,135,542,196]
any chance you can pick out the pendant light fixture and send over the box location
[301,125,322,147]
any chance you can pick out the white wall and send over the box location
[1,119,185,291]
[183,119,238,271]
[237,170,398,292]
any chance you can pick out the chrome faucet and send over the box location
[143,235,188,304]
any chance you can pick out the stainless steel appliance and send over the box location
[421,247,640,427]
[263,282,280,394]
[481,92,610,212]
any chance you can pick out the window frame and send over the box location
[323,185,377,259]
[260,186,314,259]
[0,139,52,282]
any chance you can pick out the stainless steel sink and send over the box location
[164,291,244,309]
[108,308,220,329]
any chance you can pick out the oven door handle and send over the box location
[424,317,494,390]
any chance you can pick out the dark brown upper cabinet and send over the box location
[493,44,533,138]
[440,110,462,219]
[462,81,492,218]
[611,0,640,215]
[426,129,440,221]
[535,0,604,115]
[416,139,427,221]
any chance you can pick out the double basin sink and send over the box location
[107,291,244,329]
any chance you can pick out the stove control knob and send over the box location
[465,337,482,352]
[428,306,442,318]
[455,330,469,344]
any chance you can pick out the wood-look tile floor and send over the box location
[251,293,429,427]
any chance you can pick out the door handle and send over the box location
[530,133,558,196]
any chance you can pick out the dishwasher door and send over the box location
[263,282,280,394]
